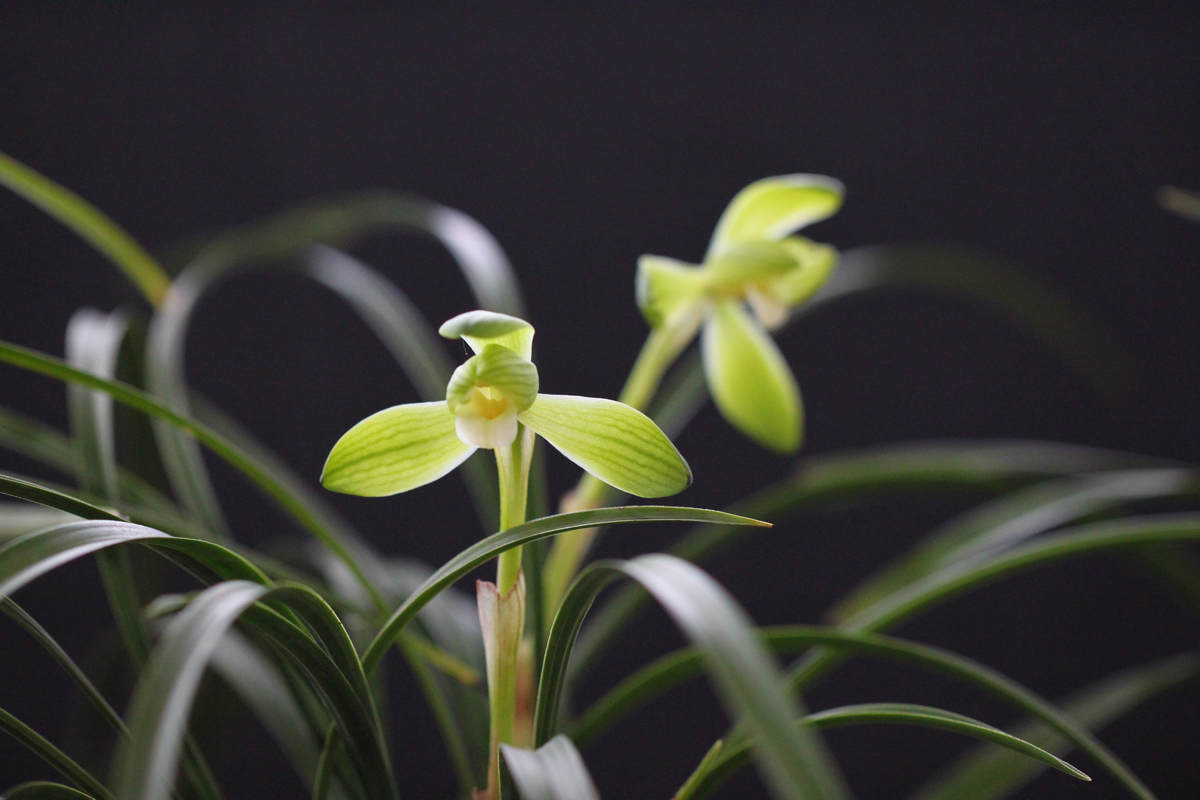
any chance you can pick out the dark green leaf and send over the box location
[361,506,767,675]
[536,555,848,800]
[0,707,113,799]
[915,653,1200,799]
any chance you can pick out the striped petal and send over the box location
[519,394,691,498]
[439,310,535,360]
[708,174,843,257]
[321,401,475,496]
[702,299,802,453]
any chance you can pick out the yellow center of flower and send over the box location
[459,385,511,420]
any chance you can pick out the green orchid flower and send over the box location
[321,310,692,502]
[635,174,843,453]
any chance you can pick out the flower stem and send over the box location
[481,424,535,798]
[542,308,704,620]
[495,424,534,593]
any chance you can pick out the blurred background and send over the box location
[1,4,1198,797]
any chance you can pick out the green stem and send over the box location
[542,310,703,620]
[495,425,534,593]
[484,425,534,797]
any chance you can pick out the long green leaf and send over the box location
[110,581,396,800]
[537,555,848,800]
[1,598,125,735]
[686,703,1089,798]
[206,631,322,786]
[0,340,382,608]
[0,708,114,800]
[1,782,98,799]
[570,624,1143,795]
[0,405,183,516]
[571,440,1164,679]
[915,652,1200,799]
[0,151,169,305]
[684,516,1200,799]
[501,735,600,800]
[0,505,78,540]
[832,468,1199,621]
[146,194,519,534]
[361,506,768,675]
[0,520,271,602]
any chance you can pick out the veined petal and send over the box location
[702,299,803,453]
[321,401,475,496]
[768,237,839,307]
[707,174,844,257]
[439,310,535,360]
[446,344,539,414]
[635,255,707,328]
[519,394,691,497]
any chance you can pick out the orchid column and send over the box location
[322,310,691,798]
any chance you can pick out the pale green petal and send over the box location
[702,299,803,453]
[703,240,799,291]
[446,344,539,414]
[768,237,839,306]
[321,401,475,496]
[519,394,692,498]
[708,174,844,256]
[635,255,707,328]
[439,310,534,360]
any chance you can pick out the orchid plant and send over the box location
[0,150,1193,800]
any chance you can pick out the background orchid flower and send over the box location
[321,310,692,501]
[635,174,843,453]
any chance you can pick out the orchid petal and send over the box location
[708,174,844,256]
[635,255,707,328]
[702,299,803,453]
[321,401,475,496]
[446,344,539,415]
[455,409,519,450]
[768,237,839,307]
[519,394,692,498]
[703,240,799,291]
[439,310,535,360]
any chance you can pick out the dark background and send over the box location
[1,4,1199,797]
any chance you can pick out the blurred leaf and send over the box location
[814,244,1135,398]
[1,782,99,799]
[1157,185,1200,222]
[536,555,848,800]
[0,151,169,305]
[692,703,1090,797]
[501,735,600,800]
[915,652,1200,799]
[572,440,1167,679]
[147,190,523,535]
[111,581,396,800]
[571,624,1144,796]
[833,468,1199,621]
[0,707,113,799]
[1,598,125,735]
[0,340,383,608]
